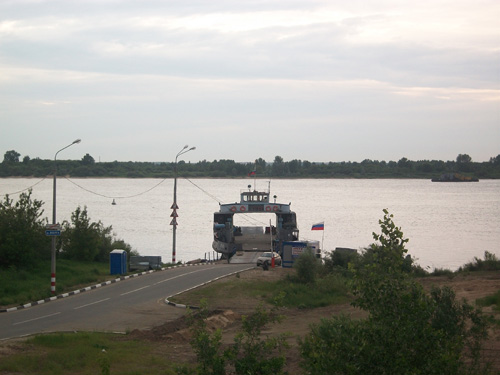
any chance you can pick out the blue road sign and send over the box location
[45,230,61,236]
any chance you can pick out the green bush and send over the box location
[300,209,491,375]
[226,301,288,375]
[59,206,136,262]
[186,300,226,375]
[185,297,289,375]
[293,249,320,284]
[0,193,135,271]
[460,251,500,272]
[324,248,359,271]
[0,190,50,269]
[431,267,455,277]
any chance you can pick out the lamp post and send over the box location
[171,145,196,264]
[50,139,81,294]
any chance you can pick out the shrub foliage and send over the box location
[300,209,490,375]
[0,190,50,269]
[185,297,288,375]
[1,192,133,270]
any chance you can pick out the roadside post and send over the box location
[45,224,62,293]
[171,145,195,264]
[50,138,81,294]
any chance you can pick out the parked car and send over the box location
[256,252,282,267]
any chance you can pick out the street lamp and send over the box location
[50,138,81,294]
[171,145,196,264]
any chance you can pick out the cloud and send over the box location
[0,0,498,163]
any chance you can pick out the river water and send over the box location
[1,178,499,271]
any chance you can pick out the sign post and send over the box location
[45,224,62,236]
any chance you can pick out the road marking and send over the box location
[154,268,207,285]
[120,285,151,296]
[121,268,233,295]
[13,312,61,326]
[74,298,111,310]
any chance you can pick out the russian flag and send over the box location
[311,222,324,231]
[248,170,256,177]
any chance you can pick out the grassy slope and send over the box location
[0,260,113,307]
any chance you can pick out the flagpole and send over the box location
[254,160,256,190]
[322,227,325,253]
[311,222,325,254]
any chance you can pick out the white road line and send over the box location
[120,285,151,296]
[13,312,61,326]
[154,268,207,285]
[74,298,111,310]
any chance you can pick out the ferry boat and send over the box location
[212,184,299,263]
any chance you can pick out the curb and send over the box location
[0,262,214,313]
[164,266,254,309]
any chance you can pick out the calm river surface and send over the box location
[1,178,499,270]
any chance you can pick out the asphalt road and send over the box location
[0,263,253,340]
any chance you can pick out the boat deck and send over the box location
[234,233,273,251]
[229,251,264,264]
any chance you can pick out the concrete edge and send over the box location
[0,262,215,313]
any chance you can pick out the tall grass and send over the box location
[170,270,351,309]
[0,259,111,307]
[0,332,179,375]
[459,251,500,272]
[477,290,500,311]
[272,273,350,308]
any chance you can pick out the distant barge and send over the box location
[432,173,479,182]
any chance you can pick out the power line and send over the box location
[183,177,222,203]
[3,176,270,227]
[63,176,169,199]
[3,177,48,195]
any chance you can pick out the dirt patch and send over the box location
[128,268,500,373]
[2,268,500,373]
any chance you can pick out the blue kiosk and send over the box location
[110,249,127,275]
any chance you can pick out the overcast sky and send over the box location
[1,0,498,163]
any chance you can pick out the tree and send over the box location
[59,206,135,262]
[58,206,130,262]
[272,155,286,176]
[0,190,50,269]
[59,206,103,261]
[255,158,267,174]
[300,209,490,375]
[81,153,95,165]
[456,154,473,172]
[288,159,301,175]
[456,154,472,164]
[3,150,20,163]
[397,157,412,169]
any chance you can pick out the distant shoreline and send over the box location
[1,176,497,180]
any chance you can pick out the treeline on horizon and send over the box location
[2,150,500,179]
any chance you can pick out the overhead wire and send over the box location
[183,177,269,226]
[183,177,222,203]
[63,176,169,199]
[3,177,48,195]
[3,175,271,226]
